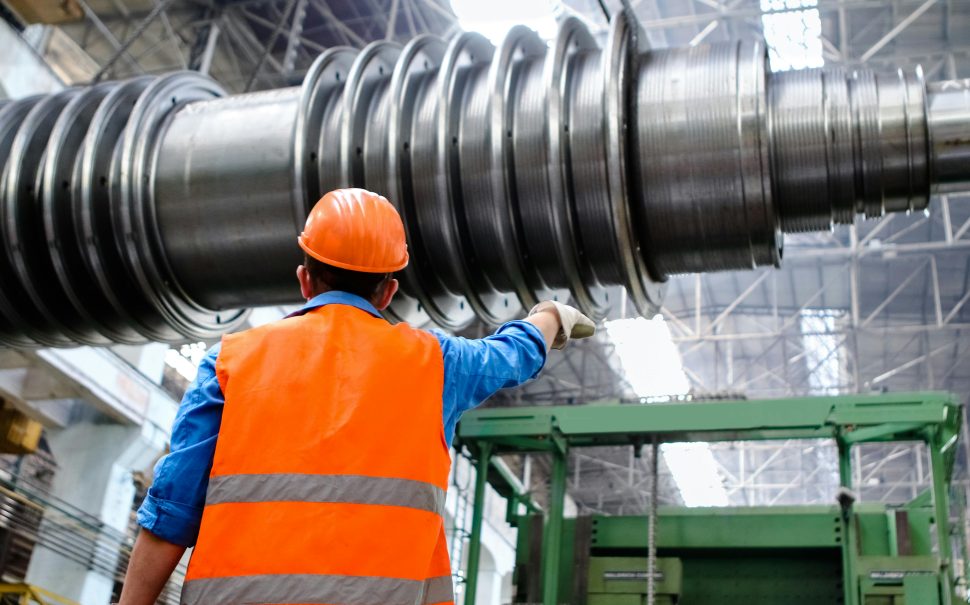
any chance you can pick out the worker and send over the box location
[117,188,594,605]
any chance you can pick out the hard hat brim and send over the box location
[298,236,408,273]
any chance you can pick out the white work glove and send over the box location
[528,301,596,350]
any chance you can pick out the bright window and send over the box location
[605,315,729,507]
[449,0,559,44]
[761,0,824,71]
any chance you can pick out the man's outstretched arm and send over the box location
[435,301,596,446]
[118,529,185,605]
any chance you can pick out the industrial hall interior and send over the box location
[0,0,969,603]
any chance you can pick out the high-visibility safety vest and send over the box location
[182,303,455,605]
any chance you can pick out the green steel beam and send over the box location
[838,439,861,605]
[458,392,960,455]
[541,447,567,605]
[929,430,955,605]
[530,508,937,555]
[590,507,843,549]
[463,442,491,605]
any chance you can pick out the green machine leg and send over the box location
[541,445,568,605]
[464,443,492,605]
[928,432,954,605]
[838,439,860,605]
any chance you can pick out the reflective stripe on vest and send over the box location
[182,573,453,605]
[205,473,447,516]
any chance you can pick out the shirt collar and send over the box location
[285,291,383,319]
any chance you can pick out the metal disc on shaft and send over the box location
[603,10,664,315]
[1,90,80,347]
[41,82,120,345]
[296,47,356,214]
[0,97,43,348]
[382,34,466,328]
[117,72,249,342]
[76,76,168,342]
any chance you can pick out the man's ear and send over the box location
[297,265,314,300]
[374,278,399,311]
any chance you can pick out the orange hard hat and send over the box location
[298,188,409,273]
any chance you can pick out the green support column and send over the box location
[464,443,492,605]
[838,439,860,605]
[928,432,954,605]
[541,445,568,605]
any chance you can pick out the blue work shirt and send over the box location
[137,291,547,547]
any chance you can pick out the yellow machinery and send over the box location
[0,584,78,605]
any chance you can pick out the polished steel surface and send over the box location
[154,87,307,311]
[769,66,930,232]
[928,79,970,194]
[0,9,968,346]
[635,40,777,276]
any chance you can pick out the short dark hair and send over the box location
[304,254,391,301]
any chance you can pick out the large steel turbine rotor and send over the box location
[0,10,968,346]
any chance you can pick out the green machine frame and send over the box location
[455,392,964,605]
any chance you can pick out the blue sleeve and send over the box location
[137,343,223,547]
[433,320,547,447]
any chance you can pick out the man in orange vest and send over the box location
[117,188,594,604]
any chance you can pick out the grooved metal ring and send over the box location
[736,39,779,269]
[824,68,855,225]
[368,36,430,327]
[483,26,545,312]
[78,76,164,342]
[543,17,610,318]
[295,48,356,229]
[408,36,478,329]
[340,41,401,187]
[435,32,519,327]
[506,32,576,310]
[384,34,473,329]
[907,65,931,213]
[42,82,119,345]
[848,69,883,219]
[0,97,43,347]
[1,90,79,347]
[604,9,664,316]
[119,72,248,341]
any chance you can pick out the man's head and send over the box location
[297,255,398,309]
[296,188,408,310]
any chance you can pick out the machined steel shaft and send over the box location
[1,10,968,346]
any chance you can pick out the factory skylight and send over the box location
[760,0,824,71]
[800,309,845,395]
[605,315,730,507]
[661,442,731,507]
[604,315,690,399]
[449,0,560,44]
